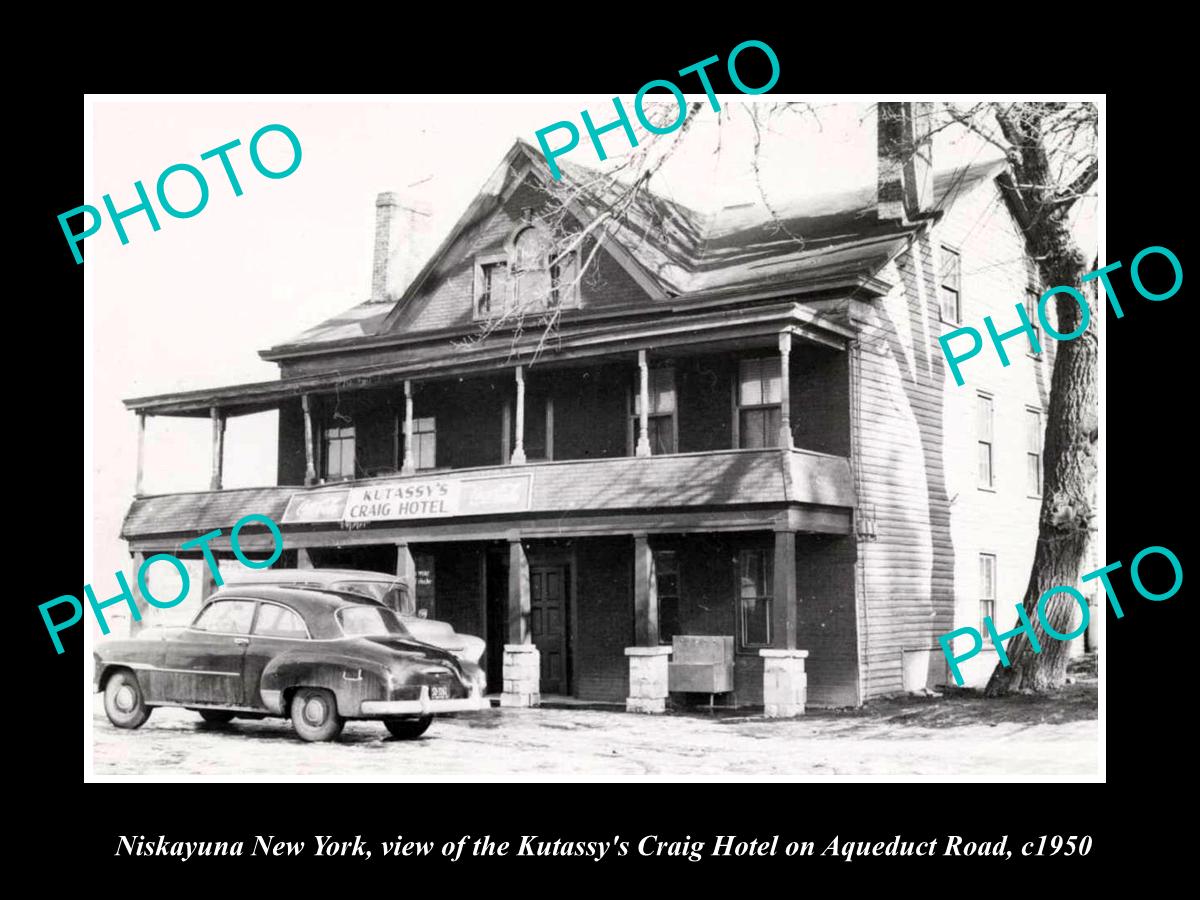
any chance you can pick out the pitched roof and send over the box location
[266,141,1006,356]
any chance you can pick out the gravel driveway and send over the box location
[92,688,1098,778]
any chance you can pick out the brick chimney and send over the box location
[877,102,935,224]
[370,191,432,303]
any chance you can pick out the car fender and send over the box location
[261,648,389,717]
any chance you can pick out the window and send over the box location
[738,549,773,649]
[512,226,552,308]
[1026,288,1042,353]
[413,417,436,470]
[977,393,994,489]
[336,606,408,638]
[323,425,355,481]
[940,246,961,323]
[631,367,677,455]
[653,550,680,643]
[1026,407,1043,496]
[550,251,579,307]
[192,600,256,635]
[979,553,997,637]
[253,603,309,639]
[737,357,783,449]
[478,261,509,317]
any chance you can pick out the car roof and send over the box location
[223,568,403,588]
[205,584,384,619]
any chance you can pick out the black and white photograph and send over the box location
[81,94,1105,781]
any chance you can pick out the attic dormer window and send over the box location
[473,218,579,321]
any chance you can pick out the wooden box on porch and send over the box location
[668,635,734,694]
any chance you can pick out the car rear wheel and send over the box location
[290,688,344,742]
[197,709,236,724]
[104,670,152,729]
[384,715,433,739]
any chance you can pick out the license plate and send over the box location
[429,685,450,700]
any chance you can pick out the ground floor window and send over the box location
[738,548,773,649]
[979,552,997,638]
[653,549,680,643]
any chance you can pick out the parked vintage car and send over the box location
[93,585,489,742]
[223,568,486,665]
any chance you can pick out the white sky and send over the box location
[91,98,1092,587]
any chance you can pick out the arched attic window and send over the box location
[474,209,579,320]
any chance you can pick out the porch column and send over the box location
[301,394,317,485]
[627,532,670,713]
[633,533,659,645]
[134,412,146,497]
[401,380,415,474]
[395,541,417,614]
[502,532,539,707]
[510,366,527,464]
[772,526,798,649]
[209,407,226,491]
[635,349,651,457]
[778,332,794,449]
[296,547,313,570]
[761,526,806,717]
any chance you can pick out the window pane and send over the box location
[979,555,995,599]
[194,600,255,634]
[1026,410,1041,452]
[940,287,959,322]
[417,432,436,469]
[977,395,993,441]
[765,407,781,447]
[414,417,434,434]
[1026,290,1041,347]
[742,597,771,646]
[978,442,992,487]
[1027,453,1041,495]
[940,246,960,289]
[649,416,673,455]
[739,409,766,449]
[651,368,676,413]
[761,357,782,404]
[739,359,763,406]
[254,604,307,638]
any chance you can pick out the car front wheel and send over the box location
[384,715,433,740]
[290,688,344,742]
[104,670,152,729]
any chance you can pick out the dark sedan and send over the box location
[93,585,489,742]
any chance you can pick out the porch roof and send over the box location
[124,299,855,417]
[122,448,855,546]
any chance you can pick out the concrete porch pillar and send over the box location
[625,646,672,713]
[501,534,538,707]
[759,649,809,717]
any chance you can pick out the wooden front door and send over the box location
[530,565,568,694]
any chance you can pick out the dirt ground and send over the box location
[92,666,1098,779]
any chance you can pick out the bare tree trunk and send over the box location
[984,104,1098,695]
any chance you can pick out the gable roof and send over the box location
[263,140,1006,359]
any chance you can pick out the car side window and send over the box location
[253,603,308,639]
[192,600,256,635]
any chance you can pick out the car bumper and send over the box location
[360,686,489,716]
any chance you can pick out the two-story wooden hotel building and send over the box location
[121,104,1065,712]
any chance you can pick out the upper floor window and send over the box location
[631,367,677,455]
[323,425,356,481]
[413,417,436,470]
[737,357,782,449]
[474,218,580,321]
[977,393,994,489]
[1026,288,1042,354]
[940,246,961,324]
[1026,407,1043,496]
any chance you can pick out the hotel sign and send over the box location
[281,473,534,525]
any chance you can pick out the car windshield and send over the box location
[331,580,406,612]
[336,605,410,638]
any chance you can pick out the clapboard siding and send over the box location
[847,176,1060,697]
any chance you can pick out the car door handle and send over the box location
[234,637,250,646]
